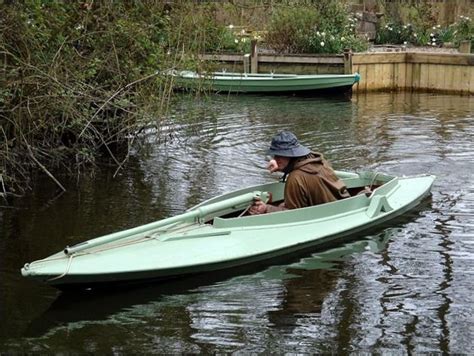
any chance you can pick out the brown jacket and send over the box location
[284,152,350,209]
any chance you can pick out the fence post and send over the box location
[243,54,250,74]
[343,48,353,74]
[251,39,259,73]
[459,40,471,54]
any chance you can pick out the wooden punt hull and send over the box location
[21,171,435,290]
[171,71,361,93]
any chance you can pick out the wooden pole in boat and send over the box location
[63,191,270,255]
[251,39,258,73]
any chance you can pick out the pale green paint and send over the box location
[172,71,361,93]
[21,171,435,289]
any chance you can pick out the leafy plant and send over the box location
[265,2,367,54]
[0,1,207,196]
[375,9,473,48]
[451,15,473,49]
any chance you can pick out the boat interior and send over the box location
[190,171,394,223]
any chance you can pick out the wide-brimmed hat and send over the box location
[267,131,311,158]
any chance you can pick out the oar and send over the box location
[64,191,270,255]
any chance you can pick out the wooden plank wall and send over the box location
[353,52,474,94]
[200,53,346,75]
[200,52,474,94]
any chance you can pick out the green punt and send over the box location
[21,171,435,290]
[170,70,361,93]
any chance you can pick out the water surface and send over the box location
[1,92,473,353]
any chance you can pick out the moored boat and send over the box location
[169,70,361,94]
[21,171,435,290]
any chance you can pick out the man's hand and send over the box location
[248,199,267,215]
[267,159,279,173]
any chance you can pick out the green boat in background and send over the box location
[170,70,361,94]
[21,171,435,290]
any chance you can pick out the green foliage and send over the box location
[450,15,474,45]
[265,6,320,53]
[264,1,368,54]
[0,1,198,195]
[375,11,473,48]
[218,27,253,53]
[375,22,423,45]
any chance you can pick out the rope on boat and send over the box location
[369,172,381,191]
[47,254,74,282]
[238,203,253,217]
[23,222,201,280]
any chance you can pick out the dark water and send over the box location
[1,92,473,354]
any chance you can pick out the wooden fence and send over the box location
[200,49,474,95]
[352,52,474,94]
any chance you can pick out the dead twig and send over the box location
[22,134,66,193]
[79,71,161,138]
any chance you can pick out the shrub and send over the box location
[265,2,368,54]
[0,2,203,195]
[264,6,320,53]
[375,12,473,48]
[451,15,473,48]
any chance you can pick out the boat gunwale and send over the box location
[179,74,359,82]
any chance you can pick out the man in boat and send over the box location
[249,131,350,214]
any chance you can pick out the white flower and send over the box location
[403,41,408,45]
[321,32,325,36]
[320,41,325,47]
[414,33,418,37]
[234,39,238,43]
[316,31,320,36]
[430,33,434,37]
[228,24,234,29]
[341,37,345,41]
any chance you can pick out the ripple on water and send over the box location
[2,93,474,354]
